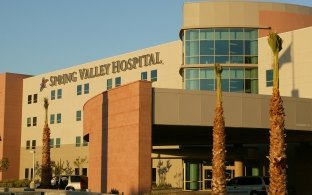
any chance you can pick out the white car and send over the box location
[226,176,269,195]
[51,175,88,191]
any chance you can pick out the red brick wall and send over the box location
[84,81,152,194]
[0,73,29,180]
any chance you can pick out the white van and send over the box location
[226,176,269,195]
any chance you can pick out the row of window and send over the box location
[27,70,158,105]
[184,28,258,65]
[27,111,82,127]
[24,168,88,179]
[184,67,258,93]
[25,136,88,150]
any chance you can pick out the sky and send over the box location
[0,0,311,75]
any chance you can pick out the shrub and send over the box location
[0,179,31,188]
[110,188,119,194]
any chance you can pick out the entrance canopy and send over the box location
[153,88,312,146]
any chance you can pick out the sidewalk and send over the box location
[151,189,211,195]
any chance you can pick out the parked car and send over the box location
[226,176,269,195]
[51,175,88,191]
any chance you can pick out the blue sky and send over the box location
[0,0,311,75]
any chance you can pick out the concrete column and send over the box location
[234,160,244,177]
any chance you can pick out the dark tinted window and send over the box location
[263,177,270,185]
[237,177,262,185]
[227,178,239,186]
[71,176,81,182]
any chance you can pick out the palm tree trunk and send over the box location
[41,98,52,188]
[267,32,287,195]
[211,64,226,195]
[268,88,287,194]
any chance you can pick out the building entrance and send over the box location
[183,161,235,191]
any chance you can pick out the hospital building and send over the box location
[1,1,312,194]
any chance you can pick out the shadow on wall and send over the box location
[102,93,108,192]
[279,32,300,97]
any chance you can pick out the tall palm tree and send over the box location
[267,32,287,195]
[211,64,226,195]
[41,97,52,188]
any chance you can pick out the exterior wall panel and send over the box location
[153,88,312,132]
[84,81,152,194]
[0,73,29,180]
[259,27,312,98]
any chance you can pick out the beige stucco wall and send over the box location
[258,26,312,98]
[20,41,182,179]
[152,158,183,188]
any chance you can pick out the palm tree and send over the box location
[211,64,226,195]
[267,32,287,195]
[41,97,52,188]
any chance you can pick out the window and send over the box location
[28,94,38,104]
[51,90,56,100]
[75,168,80,175]
[77,85,82,95]
[33,94,38,103]
[56,113,62,123]
[141,72,147,80]
[33,117,37,126]
[76,110,82,121]
[50,114,55,124]
[84,83,89,94]
[185,67,258,94]
[25,168,29,179]
[151,70,157,82]
[30,168,34,179]
[77,84,89,95]
[50,139,54,148]
[57,89,62,99]
[266,69,273,87]
[76,136,81,147]
[83,139,88,146]
[31,140,36,149]
[115,77,121,87]
[27,117,31,127]
[26,140,31,150]
[28,95,32,104]
[152,168,156,185]
[82,168,88,176]
[185,28,258,65]
[55,138,61,148]
[107,79,112,90]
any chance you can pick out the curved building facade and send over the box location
[180,1,312,94]
[0,1,309,194]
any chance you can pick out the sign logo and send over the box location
[39,52,162,91]
[40,77,49,91]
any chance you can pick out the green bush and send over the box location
[110,188,119,194]
[0,179,31,188]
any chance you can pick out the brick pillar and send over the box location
[84,81,152,194]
